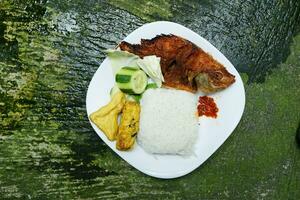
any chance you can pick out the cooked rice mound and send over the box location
[137,88,198,155]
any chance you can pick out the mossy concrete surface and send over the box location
[0,0,299,199]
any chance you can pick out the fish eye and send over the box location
[213,71,223,80]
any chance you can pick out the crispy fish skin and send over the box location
[119,34,235,93]
[116,101,141,151]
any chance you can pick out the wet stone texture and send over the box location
[0,0,300,199]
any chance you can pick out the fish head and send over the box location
[194,69,235,93]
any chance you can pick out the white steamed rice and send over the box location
[137,88,198,156]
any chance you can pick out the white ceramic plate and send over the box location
[86,21,245,179]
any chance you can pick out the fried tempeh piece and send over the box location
[116,101,141,150]
[119,34,235,93]
[89,92,125,141]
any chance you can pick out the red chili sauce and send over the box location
[197,96,219,118]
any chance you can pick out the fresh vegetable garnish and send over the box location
[137,55,164,87]
[103,49,165,88]
[115,67,148,94]
[146,83,158,89]
[103,49,140,75]
[110,85,141,103]
[110,83,156,103]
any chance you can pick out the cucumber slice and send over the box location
[115,74,131,83]
[115,67,147,94]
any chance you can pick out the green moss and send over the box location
[108,0,172,21]
[0,0,300,199]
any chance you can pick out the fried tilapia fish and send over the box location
[119,34,235,93]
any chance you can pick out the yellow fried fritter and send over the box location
[90,92,125,141]
[116,101,141,150]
